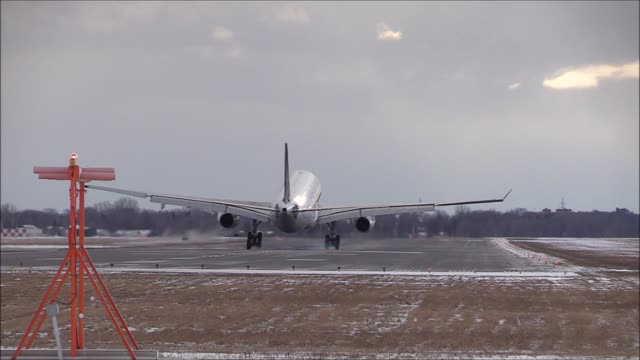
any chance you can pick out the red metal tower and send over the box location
[12,153,139,360]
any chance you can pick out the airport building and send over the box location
[1,224,42,237]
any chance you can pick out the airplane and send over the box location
[86,143,511,250]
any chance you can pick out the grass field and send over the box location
[1,270,637,358]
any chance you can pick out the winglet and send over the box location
[283,142,291,202]
[502,189,512,201]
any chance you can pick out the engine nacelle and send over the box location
[355,216,376,233]
[218,213,240,228]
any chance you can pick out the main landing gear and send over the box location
[246,220,262,250]
[325,221,340,250]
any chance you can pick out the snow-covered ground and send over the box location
[0,265,578,278]
[0,236,66,240]
[508,237,639,257]
[157,352,638,360]
[0,244,118,250]
[1,348,635,360]
[492,237,640,273]
[491,238,577,268]
[0,236,151,241]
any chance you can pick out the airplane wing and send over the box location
[296,190,512,225]
[85,185,275,223]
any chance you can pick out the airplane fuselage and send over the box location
[272,170,322,233]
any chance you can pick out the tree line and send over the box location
[1,200,638,238]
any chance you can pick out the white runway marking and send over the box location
[287,259,327,261]
[348,250,425,254]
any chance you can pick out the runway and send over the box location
[0,236,542,272]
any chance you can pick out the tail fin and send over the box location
[283,143,290,202]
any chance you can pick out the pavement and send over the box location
[0,349,158,360]
[0,236,540,272]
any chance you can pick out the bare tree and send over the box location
[1,203,18,228]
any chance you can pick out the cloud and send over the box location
[81,2,163,33]
[185,43,243,60]
[508,82,521,90]
[224,45,243,59]
[197,26,243,59]
[376,22,402,41]
[211,26,233,42]
[184,45,216,59]
[118,1,161,22]
[276,4,310,24]
[543,61,639,90]
[451,71,466,81]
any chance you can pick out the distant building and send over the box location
[114,229,152,237]
[22,225,43,236]
[96,229,111,237]
[2,228,26,237]
[1,225,42,237]
[541,208,552,213]
[42,226,98,237]
[44,226,63,236]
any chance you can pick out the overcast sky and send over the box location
[2,1,639,213]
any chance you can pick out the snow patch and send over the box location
[155,352,640,360]
[510,238,639,257]
[15,266,578,278]
[1,245,118,250]
[144,327,166,334]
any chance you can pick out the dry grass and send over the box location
[1,271,638,357]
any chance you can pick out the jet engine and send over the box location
[218,213,240,228]
[355,216,376,233]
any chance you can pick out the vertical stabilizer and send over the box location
[283,143,290,202]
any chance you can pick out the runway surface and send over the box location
[0,236,542,272]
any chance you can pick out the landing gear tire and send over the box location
[246,220,263,250]
[247,232,254,250]
[325,222,340,250]
[247,232,263,250]
[324,235,341,250]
